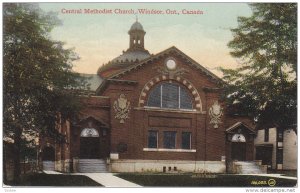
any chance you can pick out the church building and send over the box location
[40,21,260,173]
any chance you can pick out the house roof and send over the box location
[226,122,256,134]
[79,73,103,91]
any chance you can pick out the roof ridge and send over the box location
[226,122,256,133]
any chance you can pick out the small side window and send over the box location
[148,130,158,148]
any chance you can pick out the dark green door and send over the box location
[80,137,100,159]
[231,142,246,161]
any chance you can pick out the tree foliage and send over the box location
[3,3,88,183]
[220,3,297,132]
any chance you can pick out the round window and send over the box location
[166,59,176,70]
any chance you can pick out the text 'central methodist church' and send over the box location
[41,21,261,173]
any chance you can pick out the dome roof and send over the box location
[130,21,144,31]
[97,50,150,78]
[111,50,150,63]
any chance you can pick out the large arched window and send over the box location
[147,82,193,110]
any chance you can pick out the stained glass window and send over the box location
[147,83,193,110]
[147,85,161,107]
[162,83,179,109]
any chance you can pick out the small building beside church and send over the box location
[40,21,258,173]
[255,128,297,171]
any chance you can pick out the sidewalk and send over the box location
[43,170,63,175]
[75,173,142,187]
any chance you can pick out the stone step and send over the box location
[241,169,263,174]
[234,161,265,174]
[79,160,106,163]
[78,159,108,173]
[42,161,55,171]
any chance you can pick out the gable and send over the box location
[226,122,256,134]
[77,115,109,128]
[108,46,224,85]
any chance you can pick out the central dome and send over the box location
[130,21,144,31]
[97,21,150,78]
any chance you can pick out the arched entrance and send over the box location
[225,122,256,163]
[80,128,100,159]
[42,145,55,171]
[231,134,246,161]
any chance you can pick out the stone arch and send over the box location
[138,75,203,112]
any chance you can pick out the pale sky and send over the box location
[39,3,252,77]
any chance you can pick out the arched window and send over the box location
[231,134,246,142]
[147,82,193,110]
[80,128,99,137]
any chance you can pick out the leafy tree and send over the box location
[220,3,297,133]
[3,3,88,184]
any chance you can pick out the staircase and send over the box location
[234,161,265,174]
[78,159,108,173]
[42,161,55,171]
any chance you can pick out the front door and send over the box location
[231,142,246,161]
[80,137,100,159]
[256,146,273,167]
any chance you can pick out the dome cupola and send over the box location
[128,19,146,51]
[97,20,150,78]
[129,21,144,31]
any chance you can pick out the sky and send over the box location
[39,2,252,77]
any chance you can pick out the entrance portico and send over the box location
[70,116,110,172]
[225,122,256,162]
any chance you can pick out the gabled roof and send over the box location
[108,46,224,84]
[226,122,256,134]
[77,115,109,128]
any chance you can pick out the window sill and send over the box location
[143,148,196,152]
[135,107,205,114]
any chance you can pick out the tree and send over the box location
[220,3,297,133]
[3,3,88,184]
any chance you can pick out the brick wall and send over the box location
[90,52,254,162]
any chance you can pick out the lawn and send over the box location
[268,170,297,177]
[7,173,102,186]
[116,173,297,187]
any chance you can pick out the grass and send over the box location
[116,173,297,187]
[268,170,297,177]
[7,173,102,186]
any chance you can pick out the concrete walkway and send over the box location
[75,173,142,187]
[43,170,62,175]
[42,170,140,187]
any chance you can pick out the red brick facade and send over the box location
[40,21,256,173]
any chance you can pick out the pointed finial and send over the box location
[136,14,138,22]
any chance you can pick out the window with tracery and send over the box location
[147,82,193,110]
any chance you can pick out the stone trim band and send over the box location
[143,148,196,152]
